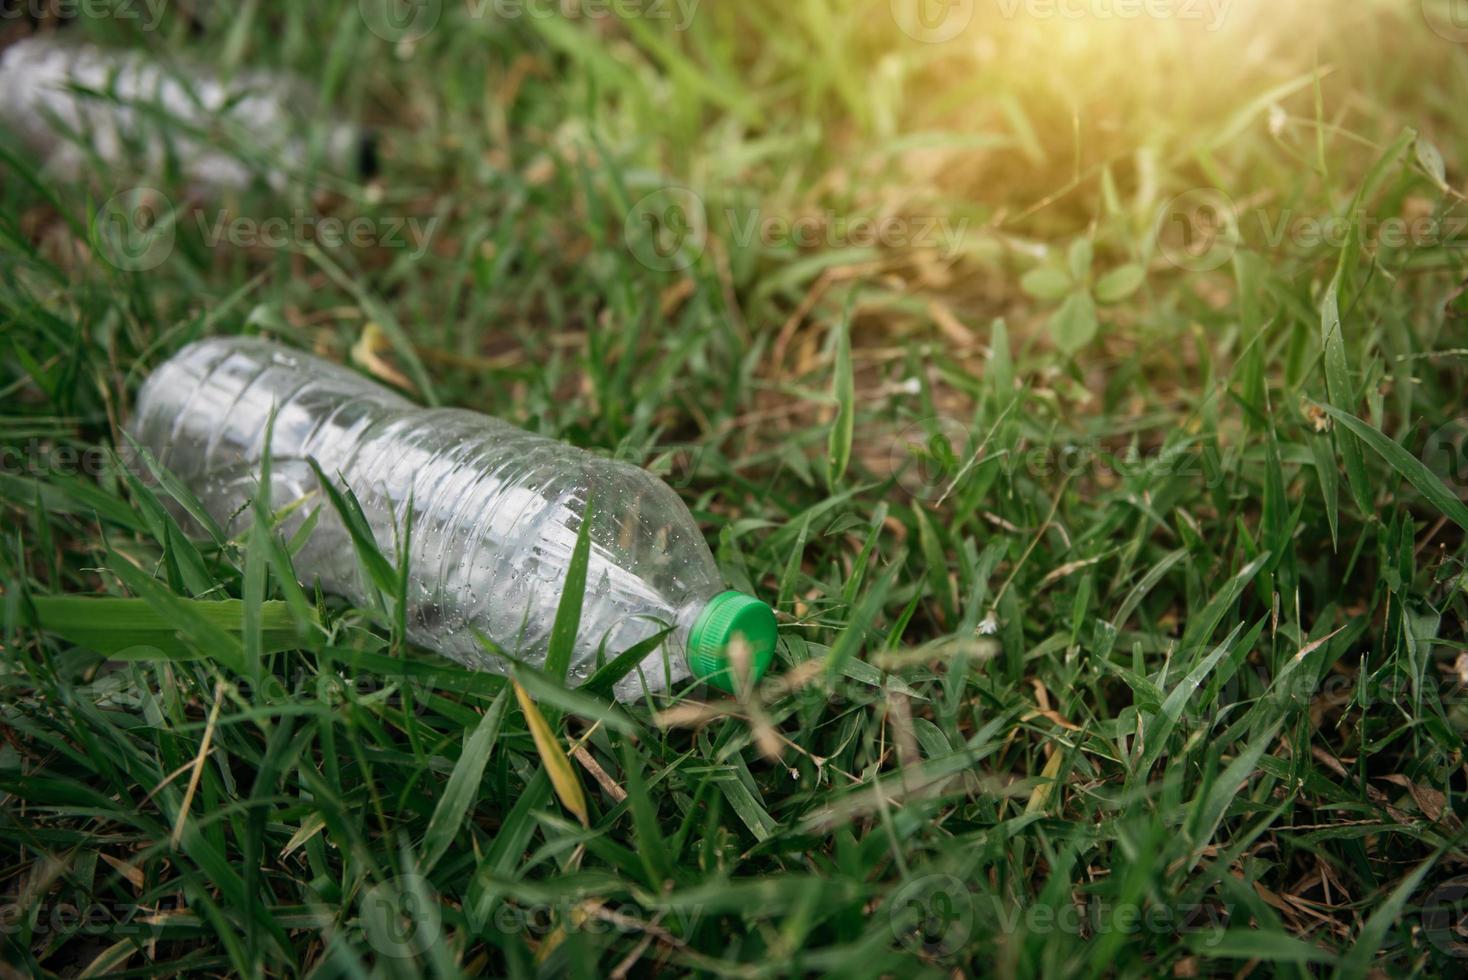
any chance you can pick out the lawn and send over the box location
[4,1,1468,976]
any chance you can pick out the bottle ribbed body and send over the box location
[128,338,726,698]
[0,37,366,189]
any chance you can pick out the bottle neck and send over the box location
[672,598,710,660]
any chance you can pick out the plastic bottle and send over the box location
[0,36,375,190]
[127,337,777,700]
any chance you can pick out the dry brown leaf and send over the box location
[1310,745,1349,779]
[660,279,696,317]
[1380,774,1453,826]
[513,682,589,827]
[100,852,144,891]
[653,701,738,729]
[571,744,627,804]
[927,299,976,345]
[1039,556,1104,588]
[351,322,414,392]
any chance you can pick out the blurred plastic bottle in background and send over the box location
[0,35,376,191]
[127,338,778,700]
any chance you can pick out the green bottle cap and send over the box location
[687,591,778,693]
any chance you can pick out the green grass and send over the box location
[5,1,1468,976]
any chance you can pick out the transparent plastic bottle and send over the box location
[0,37,375,191]
[127,337,777,700]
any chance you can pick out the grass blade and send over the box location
[512,664,638,734]
[582,626,676,700]
[1320,272,1370,515]
[826,302,855,489]
[421,687,509,873]
[621,742,673,887]
[544,494,595,683]
[304,457,398,598]
[1318,404,1468,532]
[20,596,304,658]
